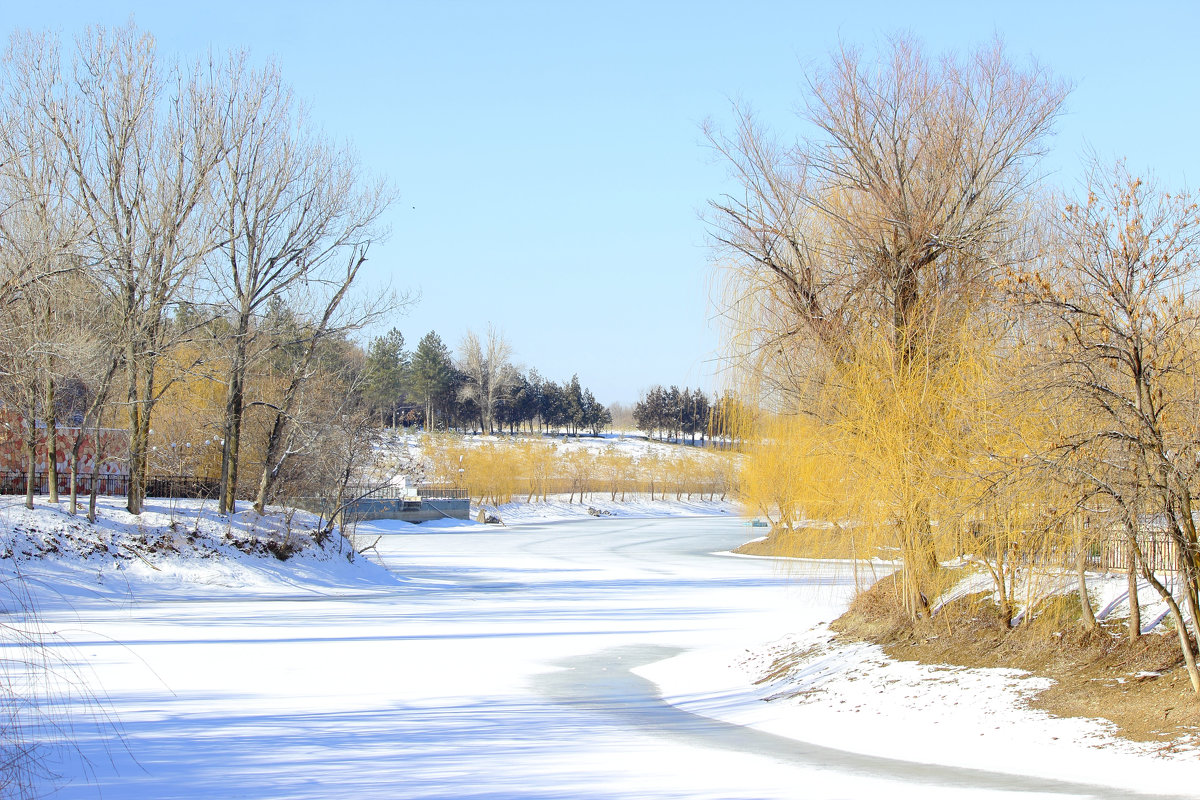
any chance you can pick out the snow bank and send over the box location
[0,495,400,607]
[638,584,1200,797]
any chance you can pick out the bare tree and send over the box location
[457,324,515,435]
[1012,162,1200,691]
[0,31,92,507]
[210,55,390,514]
[296,378,411,546]
[250,244,400,513]
[0,32,84,310]
[29,23,228,514]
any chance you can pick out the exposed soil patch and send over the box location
[830,573,1200,748]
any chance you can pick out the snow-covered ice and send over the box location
[3,496,1198,799]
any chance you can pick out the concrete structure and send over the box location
[291,493,470,524]
[341,496,469,523]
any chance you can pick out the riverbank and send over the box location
[638,620,1200,798]
[729,526,1200,757]
[6,499,1199,798]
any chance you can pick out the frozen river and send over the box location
[31,515,1186,799]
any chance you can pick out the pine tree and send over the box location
[566,374,585,435]
[363,328,407,427]
[410,331,453,430]
[539,379,566,433]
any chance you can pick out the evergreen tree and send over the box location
[681,388,710,446]
[539,378,567,434]
[634,386,664,439]
[410,331,453,430]
[581,388,611,436]
[566,374,585,435]
[505,371,538,433]
[666,385,683,442]
[362,328,408,427]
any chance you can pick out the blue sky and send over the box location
[5,1,1199,403]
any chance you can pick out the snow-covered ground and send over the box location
[3,495,1199,799]
[468,494,736,526]
[643,624,1200,797]
[382,429,722,460]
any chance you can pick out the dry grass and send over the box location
[832,576,1200,747]
[734,525,889,560]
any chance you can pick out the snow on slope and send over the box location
[3,489,1199,798]
[0,495,400,608]
[638,623,1200,797]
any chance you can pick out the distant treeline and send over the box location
[632,385,740,445]
[362,327,612,436]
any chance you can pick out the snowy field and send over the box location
[3,497,1199,799]
[380,429,725,462]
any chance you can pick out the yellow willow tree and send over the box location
[516,438,557,502]
[597,445,633,501]
[708,35,1067,618]
[952,337,1088,629]
[740,314,1006,609]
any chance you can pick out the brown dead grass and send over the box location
[831,573,1200,748]
[735,526,889,560]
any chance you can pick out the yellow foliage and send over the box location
[421,433,470,487]
[596,446,634,501]
[516,439,558,502]
[417,433,737,506]
[149,344,226,478]
[733,311,1036,614]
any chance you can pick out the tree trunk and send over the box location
[126,346,144,515]
[901,510,938,619]
[1130,534,1200,692]
[87,399,104,524]
[87,466,99,524]
[253,400,293,514]
[23,420,35,511]
[219,331,249,515]
[45,374,58,503]
[68,458,78,516]
[1182,556,1200,649]
[1076,543,1097,631]
[1127,557,1141,642]
[65,356,119,518]
[1163,501,1200,647]
[1151,571,1199,692]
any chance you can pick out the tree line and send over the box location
[711,34,1200,691]
[362,324,613,437]
[634,386,709,444]
[0,23,398,516]
[0,21,660,522]
[631,385,742,445]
